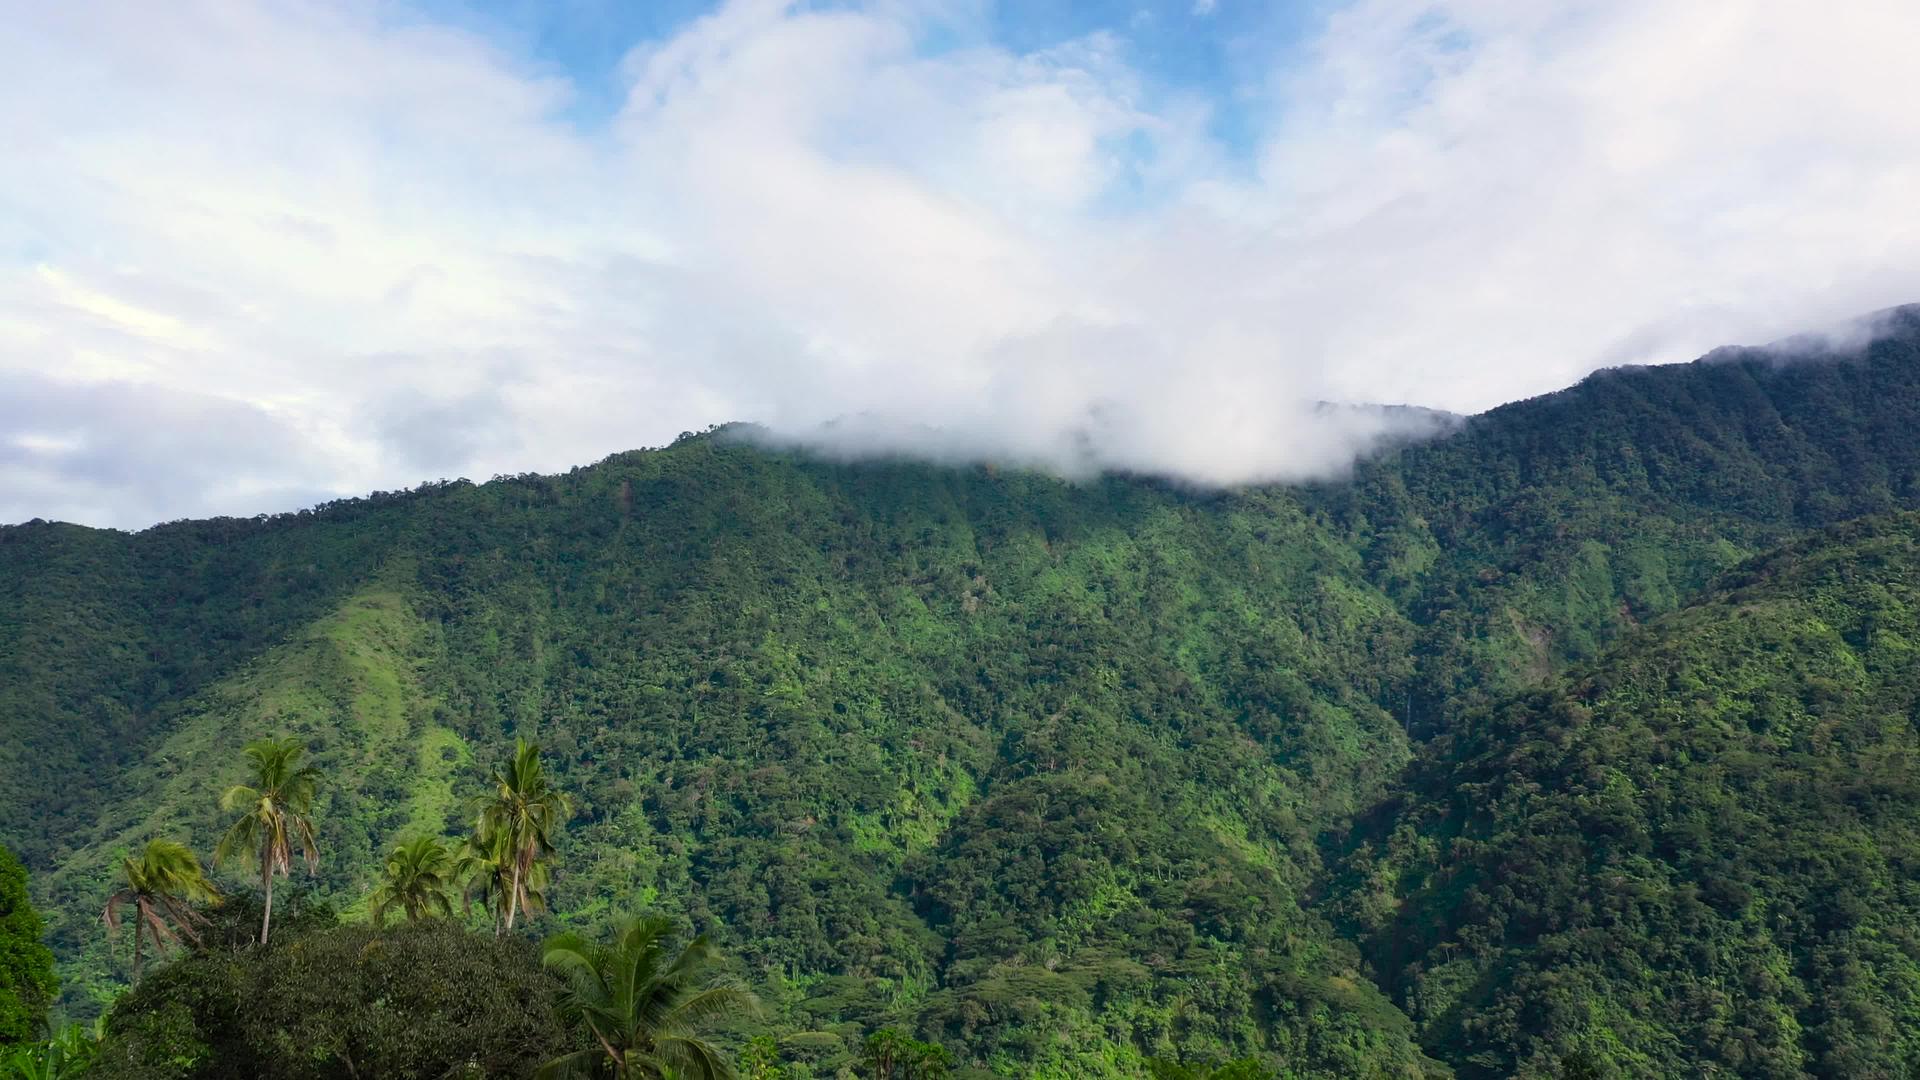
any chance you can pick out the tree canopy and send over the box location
[92,911,581,1080]
[0,846,54,1046]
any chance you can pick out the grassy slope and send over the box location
[40,578,465,1013]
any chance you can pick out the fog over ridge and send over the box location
[5,1,1920,527]
[737,399,1464,487]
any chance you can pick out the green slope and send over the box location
[1338,513,1920,1078]
[403,455,1436,1077]
[5,308,1920,1075]
[1321,308,1920,717]
[0,494,433,866]
[15,456,1442,1076]
[35,578,465,1012]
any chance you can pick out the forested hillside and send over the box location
[1337,512,1920,1077]
[1323,312,1920,723]
[5,307,1920,1077]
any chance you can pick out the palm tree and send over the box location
[469,739,569,933]
[102,840,219,984]
[536,916,757,1080]
[367,835,456,927]
[214,737,321,945]
[456,830,550,936]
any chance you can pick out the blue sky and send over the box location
[4,0,1919,527]
[406,0,1330,143]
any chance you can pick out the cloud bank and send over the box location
[4,0,1920,526]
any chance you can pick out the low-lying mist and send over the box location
[738,400,1461,487]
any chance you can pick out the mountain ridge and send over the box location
[8,309,1920,1076]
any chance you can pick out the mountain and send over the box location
[1338,512,1920,1077]
[12,460,1437,1077]
[4,307,1920,1077]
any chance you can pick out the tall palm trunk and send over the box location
[505,858,522,933]
[131,923,144,985]
[260,851,275,945]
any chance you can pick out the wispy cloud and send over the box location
[4,0,1919,526]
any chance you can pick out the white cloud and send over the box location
[0,371,336,526]
[3,0,1919,527]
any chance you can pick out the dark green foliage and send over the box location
[8,309,1920,1075]
[0,848,54,1045]
[863,1027,953,1079]
[1319,308,1920,719]
[92,914,581,1079]
[1339,514,1920,1078]
[0,491,442,868]
[1146,1058,1279,1080]
[19,446,1432,1074]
